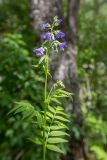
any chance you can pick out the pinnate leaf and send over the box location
[47,138,68,144]
[47,144,64,154]
[55,115,69,122]
[50,131,69,137]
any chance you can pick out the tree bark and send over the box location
[59,1,87,160]
[30,0,62,38]
[30,0,86,160]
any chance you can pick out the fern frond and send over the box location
[43,105,69,153]
[9,101,43,123]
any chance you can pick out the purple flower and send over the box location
[57,18,62,23]
[33,48,44,56]
[56,32,65,38]
[42,23,50,29]
[59,42,67,51]
[51,34,55,41]
[43,32,55,41]
[43,32,50,40]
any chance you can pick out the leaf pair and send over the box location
[41,105,69,154]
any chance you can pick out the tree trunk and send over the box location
[30,0,62,38]
[30,0,86,160]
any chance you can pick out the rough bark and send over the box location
[59,1,86,160]
[30,0,62,39]
[30,0,86,160]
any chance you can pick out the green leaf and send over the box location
[47,71,52,78]
[50,98,61,104]
[22,109,35,119]
[16,101,34,109]
[54,121,69,129]
[39,56,45,64]
[46,116,50,121]
[9,101,36,120]
[14,107,26,114]
[8,105,22,114]
[58,90,72,96]
[47,145,64,154]
[32,64,38,68]
[57,110,68,117]
[48,105,55,113]
[42,40,50,47]
[36,112,43,128]
[28,137,43,145]
[50,131,69,137]
[56,106,64,111]
[46,112,53,118]
[35,130,48,138]
[34,130,43,137]
[50,125,67,130]
[47,138,68,144]
[55,116,69,122]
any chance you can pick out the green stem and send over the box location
[43,53,48,160]
[47,84,54,100]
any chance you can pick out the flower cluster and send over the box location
[33,16,67,57]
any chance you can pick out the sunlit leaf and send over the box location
[47,137,68,144]
[50,131,69,137]
[47,144,64,154]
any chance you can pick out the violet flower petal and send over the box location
[57,18,62,23]
[33,48,44,56]
[59,42,67,51]
[56,32,65,39]
[42,23,50,29]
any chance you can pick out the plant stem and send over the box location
[43,53,48,160]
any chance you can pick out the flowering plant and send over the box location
[9,16,72,160]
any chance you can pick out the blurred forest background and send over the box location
[0,0,107,160]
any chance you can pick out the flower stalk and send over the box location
[43,52,48,160]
